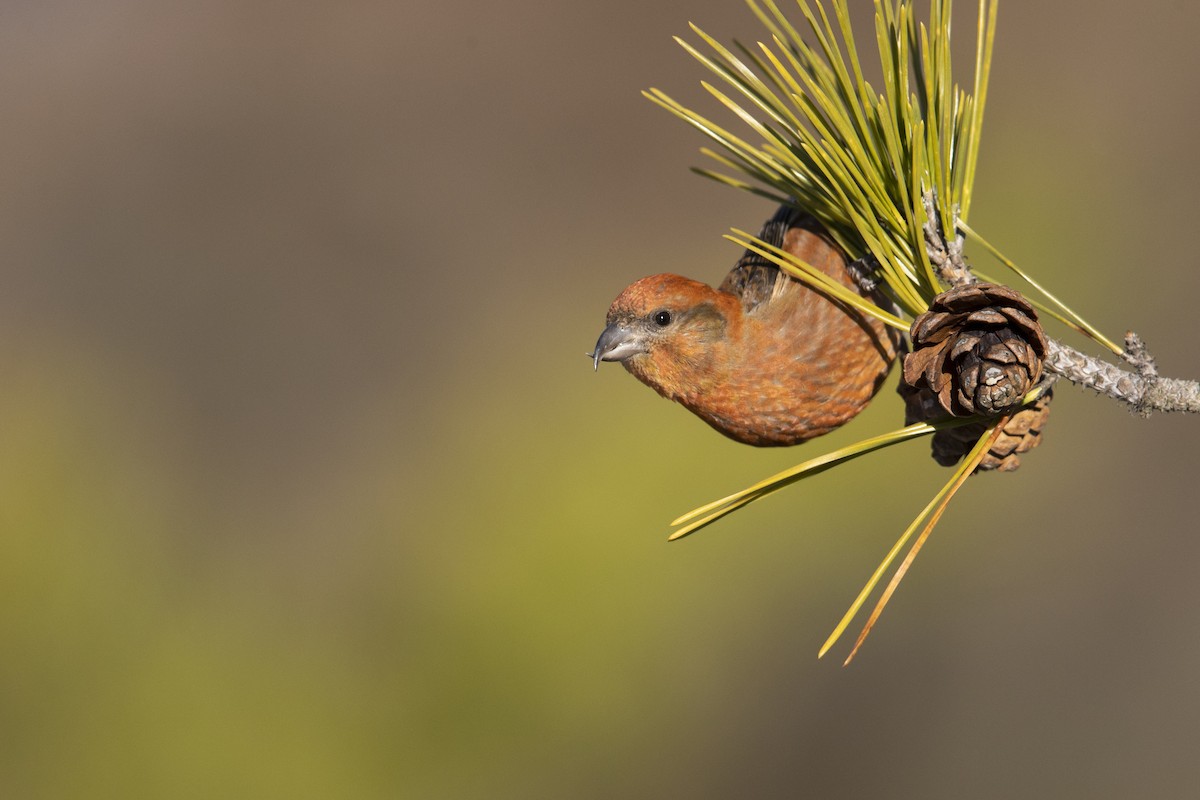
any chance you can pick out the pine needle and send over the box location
[668,422,935,540]
[724,231,911,330]
[817,381,1055,658]
[960,221,1122,354]
[650,0,1000,319]
[841,420,1006,664]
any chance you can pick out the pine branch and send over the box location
[1044,339,1200,415]
[921,192,1200,415]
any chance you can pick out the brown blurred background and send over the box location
[1,1,1198,797]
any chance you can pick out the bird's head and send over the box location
[590,274,737,397]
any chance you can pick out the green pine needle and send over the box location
[724,230,911,329]
[669,422,936,541]
[648,0,1000,318]
[818,416,1001,660]
[960,221,1122,354]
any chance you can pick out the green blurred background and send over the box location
[1,1,1198,797]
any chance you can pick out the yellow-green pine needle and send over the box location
[725,231,911,329]
[669,422,936,540]
[693,167,792,204]
[644,89,789,185]
[842,417,1008,665]
[818,415,1002,659]
[960,0,999,221]
[960,221,1122,354]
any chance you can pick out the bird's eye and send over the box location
[653,310,672,327]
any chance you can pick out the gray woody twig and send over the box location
[921,192,1200,416]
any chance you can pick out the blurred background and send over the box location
[1,1,1198,797]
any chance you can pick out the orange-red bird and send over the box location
[591,205,900,446]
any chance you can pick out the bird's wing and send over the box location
[720,203,858,316]
[718,203,802,314]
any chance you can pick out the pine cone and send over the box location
[902,283,1047,417]
[925,389,1053,472]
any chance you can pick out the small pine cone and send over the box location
[902,283,1047,417]
[898,283,1053,473]
[925,389,1053,472]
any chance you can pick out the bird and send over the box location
[590,205,900,446]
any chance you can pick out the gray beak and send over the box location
[590,323,644,371]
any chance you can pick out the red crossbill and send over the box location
[591,205,900,445]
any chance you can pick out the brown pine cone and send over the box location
[902,283,1047,417]
[925,389,1053,472]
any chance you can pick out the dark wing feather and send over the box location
[719,204,814,314]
